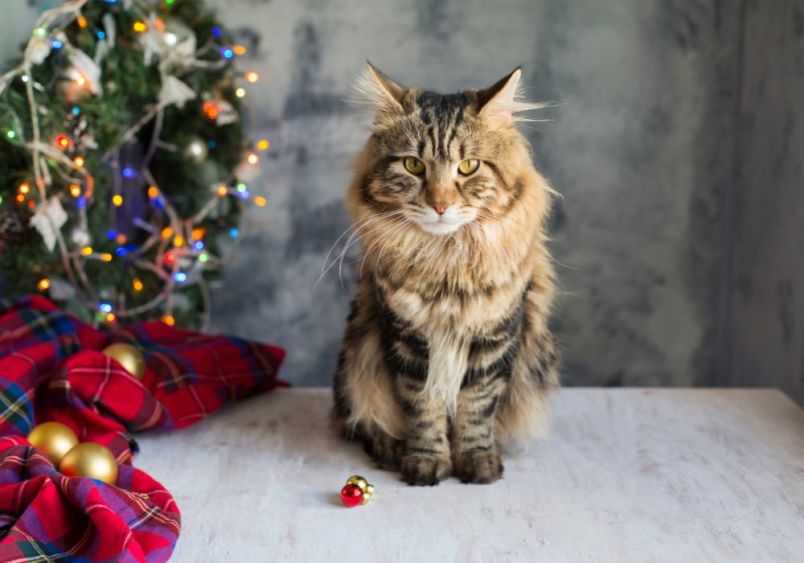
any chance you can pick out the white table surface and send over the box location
[136,388,804,562]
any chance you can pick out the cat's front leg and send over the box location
[451,371,507,484]
[395,378,452,486]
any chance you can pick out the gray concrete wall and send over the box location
[727,0,804,404]
[208,0,744,387]
[5,1,801,399]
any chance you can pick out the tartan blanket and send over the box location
[0,296,285,562]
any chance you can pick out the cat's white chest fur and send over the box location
[422,330,469,413]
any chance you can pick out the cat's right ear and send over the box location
[354,62,407,121]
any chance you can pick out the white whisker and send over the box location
[317,210,404,285]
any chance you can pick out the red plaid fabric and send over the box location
[0,296,285,562]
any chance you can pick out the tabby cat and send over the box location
[332,64,559,486]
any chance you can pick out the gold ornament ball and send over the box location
[59,443,119,485]
[102,343,146,380]
[361,483,375,505]
[27,422,79,465]
[346,475,369,491]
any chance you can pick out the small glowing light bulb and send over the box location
[147,185,159,198]
[246,153,259,165]
[162,314,175,326]
[161,227,173,239]
[18,182,31,195]
[216,184,228,197]
[233,45,247,56]
[73,156,85,168]
[245,71,259,83]
[254,196,267,207]
[100,253,113,262]
[37,278,50,291]
[76,16,88,29]
[133,20,148,33]
[257,139,270,151]
[203,101,220,120]
[112,195,124,207]
[235,87,246,98]
[69,184,82,197]
[81,246,93,256]
[55,135,71,149]
[105,312,117,323]
[173,236,185,247]
[132,278,144,292]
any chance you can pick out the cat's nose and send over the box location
[432,203,447,215]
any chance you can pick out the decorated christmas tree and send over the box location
[0,0,268,328]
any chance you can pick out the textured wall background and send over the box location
[726,0,804,404]
[205,0,744,389]
[4,1,801,401]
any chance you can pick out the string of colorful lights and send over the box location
[0,0,268,329]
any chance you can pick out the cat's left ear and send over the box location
[476,67,524,128]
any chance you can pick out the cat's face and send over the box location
[354,65,540,236]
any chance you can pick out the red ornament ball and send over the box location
[340,483,364,507]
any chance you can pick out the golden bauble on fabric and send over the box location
[59,443,119,485]
[27,422,79,465]
[102,343,146,380]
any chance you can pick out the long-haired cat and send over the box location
[332,63,559,486]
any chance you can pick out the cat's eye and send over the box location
[403,157,426,175]
[458,159,480,176]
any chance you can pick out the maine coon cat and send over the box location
[332,63,559,486]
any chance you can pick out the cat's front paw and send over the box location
[454,451,503,484]
[400,453,452,486]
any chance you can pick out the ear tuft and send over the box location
[476,68,547,128]
[352,62,407,122]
